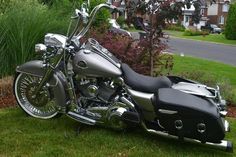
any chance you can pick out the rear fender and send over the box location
[16,60,68,108]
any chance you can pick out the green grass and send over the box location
[172,55,236,86]
[0,108,236,157]
[172,55,236,105]
[0,56,236,156]
[165,30,236,45]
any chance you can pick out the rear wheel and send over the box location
[14,73,59,119]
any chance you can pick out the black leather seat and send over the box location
[121,64,172,93]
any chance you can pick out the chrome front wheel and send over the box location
[14,73,59,119]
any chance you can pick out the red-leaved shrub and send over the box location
[88,28,173,76]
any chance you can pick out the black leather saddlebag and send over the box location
[155,88,225,143]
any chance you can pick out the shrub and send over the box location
[116,16,126,27]
[88,27,173,76]
[0,0,69,77]
[225,3,236,40]
[165,24,185,32]
[183,29,209,36]
[89,29,150,75]
[89,0,110,27]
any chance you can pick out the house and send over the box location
[181,0,230,28]
[207,0,230,26]
[181,4,209,29]
[109,0,230,29]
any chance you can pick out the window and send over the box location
[222,4,229,12]
[200,9,204,15]
[185,16,189,23]
[219,16,224,24]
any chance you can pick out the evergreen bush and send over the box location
[225,3,236,40]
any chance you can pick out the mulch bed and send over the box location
[227,106,236,118]
[0,76,236,118]
[0,76,16,108]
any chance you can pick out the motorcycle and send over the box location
[13,1,233,152]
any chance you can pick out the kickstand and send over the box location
[75,124,84,136]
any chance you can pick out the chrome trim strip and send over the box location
[158,109,178,114]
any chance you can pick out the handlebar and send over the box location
[76,3,116,38]
[67,3,117,44]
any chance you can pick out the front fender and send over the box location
[16,60,46,77]
[16,60,68,108]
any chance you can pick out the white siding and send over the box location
[207,4,218,15]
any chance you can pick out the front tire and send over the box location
[14,73,59,119]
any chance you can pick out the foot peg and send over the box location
[67,111,96,125]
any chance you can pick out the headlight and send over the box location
[35,44,47,53]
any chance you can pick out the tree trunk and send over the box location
[150,52,154,76]
[149,14,154,76]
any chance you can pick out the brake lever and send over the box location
[71,15,79,19]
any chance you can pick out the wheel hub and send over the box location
[25,82,50,107]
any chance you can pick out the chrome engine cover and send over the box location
[106,102,128,130]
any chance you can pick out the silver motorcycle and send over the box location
[14,1,233,152]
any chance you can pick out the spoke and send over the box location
[23,77,32,84]
[28,75,35,82]
[16,74,57,118]
[21,81,29,87]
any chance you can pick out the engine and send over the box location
[74,75,139,130]
[75,76,118,104]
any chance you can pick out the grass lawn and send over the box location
[0,108,236,157]
[172,55,236,86]
[165,30,236,45]
[0,56,236,157]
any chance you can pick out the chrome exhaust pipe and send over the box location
[142,122,233,152]
[67,111,96,125]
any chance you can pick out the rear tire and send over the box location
[14,73,60,119]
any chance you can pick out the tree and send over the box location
[225,3,236,40]
[124,0,213,76]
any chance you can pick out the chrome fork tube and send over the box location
[33,50,64,97]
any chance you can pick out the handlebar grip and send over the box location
[105,2,117,10]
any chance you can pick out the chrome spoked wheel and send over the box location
[14,73,58,119]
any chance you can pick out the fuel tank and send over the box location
[73,49,122,77]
